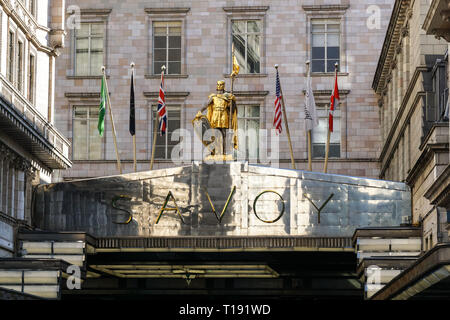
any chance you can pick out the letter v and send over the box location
[203,186,236,224]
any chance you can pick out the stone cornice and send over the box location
[144,8,190,15]
[223,6,269,13]
[372,0,410,93]
[302,5,350,12]
[143,91,190,98]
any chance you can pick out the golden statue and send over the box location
[194,80,238,157]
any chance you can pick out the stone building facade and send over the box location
[0,0,71,257]
[53,0,394,181]
[372,0,450,251]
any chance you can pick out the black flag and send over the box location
[129,71,136,136]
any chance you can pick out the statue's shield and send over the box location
[192,115,213,148]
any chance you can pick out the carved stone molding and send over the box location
[401,26,409,38]
[432,28,450,42]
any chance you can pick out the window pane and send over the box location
[232,21,245,34]
[154,27,167,35]
[327,47,340,59]
[312,60,325,72]
[73,119,88,160]
[247,20,261,33]
[77,24,90,37]
[154,36,166,49]
[91,37,104,51]
[247,120,259,159]
[237,106,245,117]
[154,49,166,62]
[154,61,165,74]
[168,62,181,74]
[312,34,325,47]
[169,36,181,48]
[327,24,340,32]
[74,108,88,118]
[76,52,89,75]
[89,120,102,160]
[312,24,325,32]
[247,35,260,73]
[246,106,260,118]
[327,60,339,73]
[169,26,181,35]
[312,47,325,59]
[90,52,103,75]
[76,38,89,50]
[312,119,327,144]
[91,24,104,36]
[168,49,181,61]
[327,34,339,47]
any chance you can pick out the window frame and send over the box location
[231,19,262,74]
[146,8,189,77]
[152,21,182,75]
[304,6,348,75]
[71,105,105,161]
[7,29,15,84]
[73,22,106,77]
[224,6,268,77]
[70,10,110,78]
[16,39,24,93]
[28,51,36,104]
[310,19,341,74]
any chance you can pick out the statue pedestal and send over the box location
[204,154,234,162]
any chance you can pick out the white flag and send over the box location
[305,71,318,132]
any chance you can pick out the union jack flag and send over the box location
[273,69,282,134]
[157,69,167,135]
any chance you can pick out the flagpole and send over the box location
[131,62,137,173]
[102,66,122,174]
[324,62,338,174]
[150,65,165,170]
[306,61,312,171]
[275,65,296,170]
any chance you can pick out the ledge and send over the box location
[66,75,107,80]
[76,9,112,16]
[233,91,269,97]
[144,8,190,14]
[302,89,350,96]
[145,74,189,79]
[223,6,269,13]
[311,72,349,77]
[223,73,268,78]
[302,5,350,12]
[65,92,101,99]
[352,227,421,246]
[143,91,190,98]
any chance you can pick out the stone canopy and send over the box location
[33,163,411,238]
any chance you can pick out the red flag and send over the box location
[329,72,339,132]
[157,70,166,135]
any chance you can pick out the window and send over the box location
[7,31,14,83]
[232,20,261,74]
[311,20,340,73]
[72,106,103,160]
[152,105,181,159]
[17,41,23,93]
[312,103,341,158]
[28,54,35,103]
[153,21,181,74]
[236,105,260,160]
[75,23,104,76]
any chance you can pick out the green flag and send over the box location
[98,76,106,136]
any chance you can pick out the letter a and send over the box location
[155,191,184,224]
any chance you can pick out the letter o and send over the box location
[252,190,285,223]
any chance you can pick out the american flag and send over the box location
[157,68,167,135]
[273,69,282,134]
[329,71,340,132]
